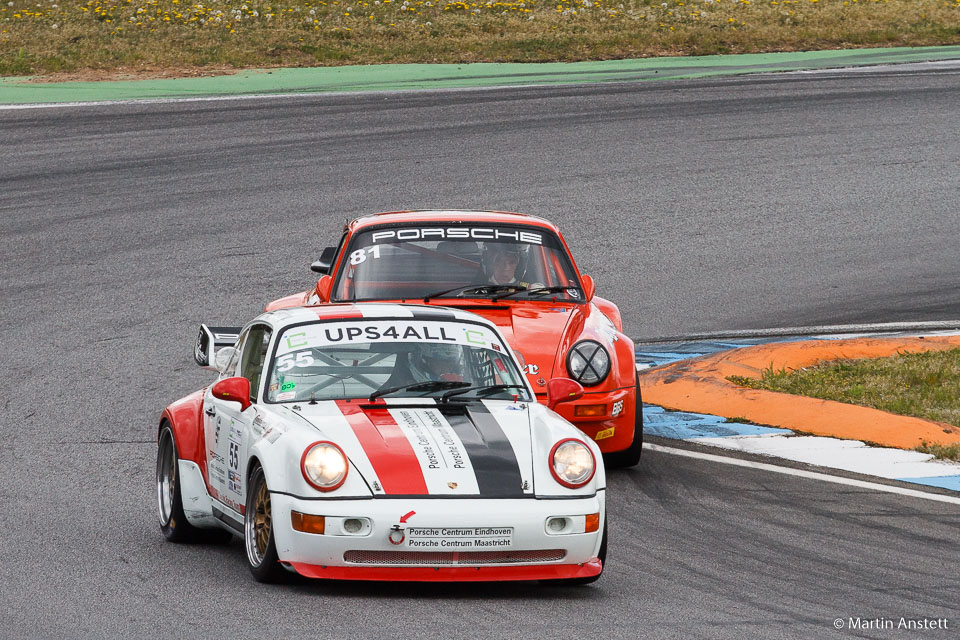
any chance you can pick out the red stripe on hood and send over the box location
[335,400,428,495]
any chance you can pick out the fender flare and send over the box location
[591,296,624,333]
[159,389,208,485]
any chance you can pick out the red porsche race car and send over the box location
[268,211,642,466]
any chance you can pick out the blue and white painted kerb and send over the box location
[637,335,960,494]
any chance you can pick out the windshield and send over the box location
[266,319,532,403]
[332,225,582,302]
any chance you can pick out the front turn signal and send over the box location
[585,513,600,533]
[291,511,326,535]
[574,404,606,417]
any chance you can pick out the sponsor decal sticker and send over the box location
[595,427,615,440]
[611,400,624,417]
[285,332,308,349]
[390,409,480,495]
[280,381,296,392]
[277,391,296,401]
[228,469,242,494]
[405,527,514,549]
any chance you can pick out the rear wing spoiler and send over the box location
[194,324,243,368]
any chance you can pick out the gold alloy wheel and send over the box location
[254,482,271,558]
[245,468,272,567]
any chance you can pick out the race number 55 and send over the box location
[276,351,315,372]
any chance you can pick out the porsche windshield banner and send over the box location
[368,227,543,245]
[278,320,504,355]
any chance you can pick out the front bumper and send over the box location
[271,493,604,582]
[539,386,636,452]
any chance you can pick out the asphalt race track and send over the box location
[1,67,959,638]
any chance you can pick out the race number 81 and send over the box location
[350,246,381,265]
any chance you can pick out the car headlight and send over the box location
[566,340,611,386]
[300,441,348,491]
[549,439,596,488]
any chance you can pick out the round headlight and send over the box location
[300,441,348,491]
[549,439,596,488]
[566,340,611,386]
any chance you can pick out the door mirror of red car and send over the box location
[310,246,337,274]
[546,378,584,411]
[212,377,251,411]
[580,274,596,302]
[315,275,333,302]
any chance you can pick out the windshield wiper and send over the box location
[494,286,577,301]
[370,380,470,401]
[440,384,527,402]
[422,283,525,302]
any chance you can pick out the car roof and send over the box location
[259,303,501,332]
[347,210,561,234]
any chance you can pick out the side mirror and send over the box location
[580,274,596,302]
[315,275,334,303]
[546,378,584,411]
[311,247,337,274]
[194,324,241,369]
[211,377,251,411]
[214,347,237,373]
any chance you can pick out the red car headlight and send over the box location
[567,340,611,386]
[301,441,348,491]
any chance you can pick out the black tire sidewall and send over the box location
[158,425,197,543]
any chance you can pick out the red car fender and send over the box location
[159,389,208,485]
[591,295,624,333]
[265,290,310,312]
[552,303,634,390]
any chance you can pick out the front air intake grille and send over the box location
[343,549,566,565]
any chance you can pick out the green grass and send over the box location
[2,0,960,77]
[728,348,960,460]
[916,441,960,461]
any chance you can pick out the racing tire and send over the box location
[157,425,200,543]
[244,464,285,583]
[542,518,607,587]
[602,375,643,468]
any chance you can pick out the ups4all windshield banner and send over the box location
[277,320,507,354]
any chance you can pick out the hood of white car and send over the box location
[289,399,535,498]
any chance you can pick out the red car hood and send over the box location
[437,302,578,383]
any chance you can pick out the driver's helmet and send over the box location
[409,343,465,382]
[481,242,528,285]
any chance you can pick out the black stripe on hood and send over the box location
[443,405,524,498]
[406,306,458,320]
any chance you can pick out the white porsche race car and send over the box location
[156,303,607,583]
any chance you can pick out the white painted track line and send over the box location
[645,442,960,506]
